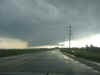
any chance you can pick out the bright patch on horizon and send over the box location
[59,34,100,48]
[0,38,28,49]
[30,45,57,49]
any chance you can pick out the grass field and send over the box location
[60,47,100,63]
[0,48,51,57]
[0,47,100,63]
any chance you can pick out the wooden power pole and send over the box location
[64,24,72,49]
[69,24,72,49]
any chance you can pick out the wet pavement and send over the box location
[0,49,100,75]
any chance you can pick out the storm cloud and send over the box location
[0,0,100,46]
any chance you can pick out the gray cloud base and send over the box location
[0,0,100,46]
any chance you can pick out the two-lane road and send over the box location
[0,49,100,75]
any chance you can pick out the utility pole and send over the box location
[69,24,72,49]
[64,24,72,48]
[64,25,66,48]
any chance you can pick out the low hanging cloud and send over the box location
[0,38,28,49]
[0,0,100,47]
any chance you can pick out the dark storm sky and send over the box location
[0,0,100,46]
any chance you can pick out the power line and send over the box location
[69,24,72,49]
[64,24,72,49]
[64,25,66,45]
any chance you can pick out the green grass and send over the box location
[0,48,51,57]
[60,48,100,63]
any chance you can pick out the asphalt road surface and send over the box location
[0,49,100,75]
